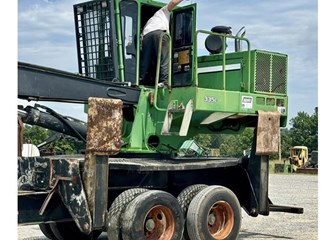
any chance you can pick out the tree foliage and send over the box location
[22,107,318,158]
[22,125,84,155]
[289,107,318,151]
[194,128,254,157]
[280,128,292,158]
[194,107,318,158]
[23,125,48,145]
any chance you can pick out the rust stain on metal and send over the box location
[86,97,123,155]
[38,158,92,234]
[83,153,97,212]
[49,159,75,187]
[256,110,280,155]
[83,154,109,228]
[148,92,154,106]
[85,97,122,226]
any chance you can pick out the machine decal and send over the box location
[277,106,286,114]
[204,96,217,103]
[242,96,253,109]
[178,50,190,64]
[197,63,241,74]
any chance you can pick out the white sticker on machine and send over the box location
[277,106,286,114]
[242,96,253,109]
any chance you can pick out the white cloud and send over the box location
[194,0,317,123]
[18,0,78,71]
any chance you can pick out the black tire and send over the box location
[50,221,101,240]
[106,188,149,240]
[177,184,208,240]
[39,223,58,240]
[186,185,241,240]
[121,190,184,240]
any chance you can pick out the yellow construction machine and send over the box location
[289,146,318,174]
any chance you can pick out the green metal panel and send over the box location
[195,89,287,118]
[179,140,205,156]
[197,51,249,92]
[251,50,288,95]
[120,88,157,153]
[197,50,288,96]
[195,89,240,112]
[118,84,287,153]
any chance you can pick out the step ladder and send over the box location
[161,100,193,136]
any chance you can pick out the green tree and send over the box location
[219,128,254,157]
[280,128,292,158]
[309,107,318,150]
[194,128,254,157]
[193,134,212,148]
[289,107,318,151]
[23,125,48,145]
[22,124,82,155]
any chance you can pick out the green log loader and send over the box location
[17,0,303,239]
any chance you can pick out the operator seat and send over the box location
[205,26,232,54]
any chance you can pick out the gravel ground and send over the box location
[239,174,318,240]
[17,173,318,240]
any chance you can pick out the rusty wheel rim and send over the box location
[144,205,175,240]
[207,201,234,239]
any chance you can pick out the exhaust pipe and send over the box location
[235,26,246,52]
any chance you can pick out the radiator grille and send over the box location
[74,0,116,81]
[271,55,287,93]
[255,52,287,94]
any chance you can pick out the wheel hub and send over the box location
[208,201,234,240]
[144,205,175,240]
[208,213,216,226]
[145,219,156,232]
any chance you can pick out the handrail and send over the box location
[195,30,251,92]
[153,32,172,111]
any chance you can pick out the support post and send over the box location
[84,97,123,229]
[247,110,280,216]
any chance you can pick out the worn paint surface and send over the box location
[17,156,92,233]
[256,110,280,155]
[86,97,123,155]
[52,158,92,234]
[83,153,97,214]
[84,97,123,228]
[17,157,50,190]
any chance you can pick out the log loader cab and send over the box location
[74,0,196,87]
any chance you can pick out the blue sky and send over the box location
[17,0,318,126]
